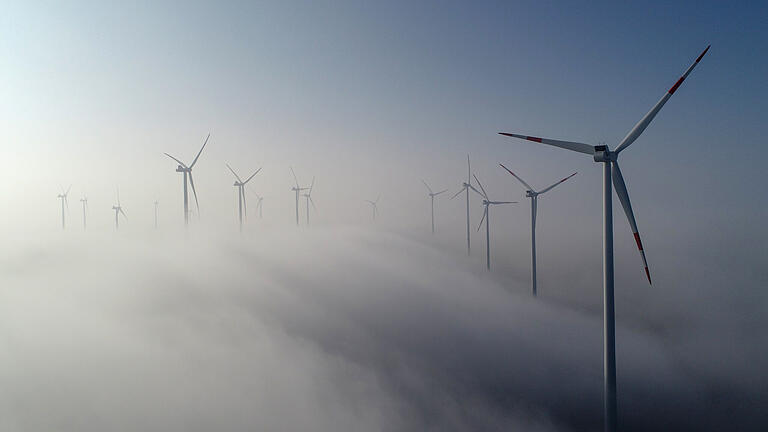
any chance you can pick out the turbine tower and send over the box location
[80,196,88,230]
[226,163,262,232]
[112,189,127,230]
[290,167,309,225]
[57,185,71,230]
[499,45,709,432]
[421,180,447,233]
[302,177,317,225]
[451,155,479,255]
[473,174,516,270]
[364,195,380,221]
[500,164,577,296]
[164,133,209,226]
[154,200,159,229]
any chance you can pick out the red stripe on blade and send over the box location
[527,136,543,143]
[633,232,644,251]
[645,267,652,284]
[668,77,685,94]
[696,45,710,63]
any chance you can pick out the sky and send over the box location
[0,1,767,430]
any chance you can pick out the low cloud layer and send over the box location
[1,227,765,431]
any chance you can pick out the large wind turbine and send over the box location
[451,155,480,255]
[364,195,380,221]
[290,167,309,226]
[57,185,71,230]
[227,163,262,231]
[112,189,127,230]
[164,134,210,226]
[499,45,709,432]
[500,164,577,296]
[422,180,447,233]
[302,177,317,225]
[473,174,516,270]
[80,196,88,230]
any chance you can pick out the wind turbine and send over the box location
[422,180,447,233]
[302,177,317,225]
[57,185,71,230]
[499,164,577,296]
[80,196,88,230]
[226,163,262,231]
[451,155,480,255]
[164,133,210,226]
[154,200,159,229]
[364,195,380,221]
[252,193,264,219]
[112,189,127,230]
[499,45,709,432]
[290,167,309,225]
[473,174,516,270]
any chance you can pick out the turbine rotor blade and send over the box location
[467,183,484,198]
[434,189,448,195]
[188,172,200,214]
[611,162,651,284]
[421,180,433,194]
[450,187,466,200]
[309,176,315,195]
[164,153,188,168]
[243,167,262,184]
[477,206,487,232]
[538,172,578,194]
[119,208,127,219]
[472,174,488,199]
[499,163,533,191]
[226,163,242,182]
[290,166,299,188]
[189,133,210,168]
[309,195,317,211]
[498,133,595,155]
[615,45,710,154]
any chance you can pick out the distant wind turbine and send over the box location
[57,185,71,230]
[421,180,447,233]
[112,189,127,230]
[80,196,88,230]
[164,133,210,226]
[499,45,709,432]
[226,163,262,231]
[364,195,380,221]
[252,193,264,219]
[473,174,516,270]
[290,167,309,225]
[451,155,480,255]
[500,164,577,296]
[302,177,317,225]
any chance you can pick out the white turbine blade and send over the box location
[611,162,651,284]
[467,183,484,198]
[189,133,210,168]
[498,133,595,155]
[308,176,315,195]
[499,163,533,191]
[538,172,578,194]
[164,153,188,168]
[467,154,471,183]
[119,208,127,219]
[471,174,488,199]
[615,45,710,154]
[421,180,433,194]
[290,166,299,188]
[226,163,242,182]
[188,172,200,213]
[65,184,72,195]
[309,195,317,211]
[450,186,466,199]
[243,167,262,184]
[434,189,448,195]
[476,206,487,232]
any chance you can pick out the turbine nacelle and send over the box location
[593,145,616,163]
[525,190,537,198]
[175,165,190,173]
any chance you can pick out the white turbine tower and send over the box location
[57,185,71,230]
[80,196,88,230]
[112,189,127,230]
[164,133,209,226]
[499,45,709,432]
[290,167,309,226]
[451,155,480,255]
[154,200,159,229]
[500,164,577,296]
[226,163,262,232]
[302,177,317,225]
[422,180,447,233]
[473,174,516,270]
[364,195,380,221]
